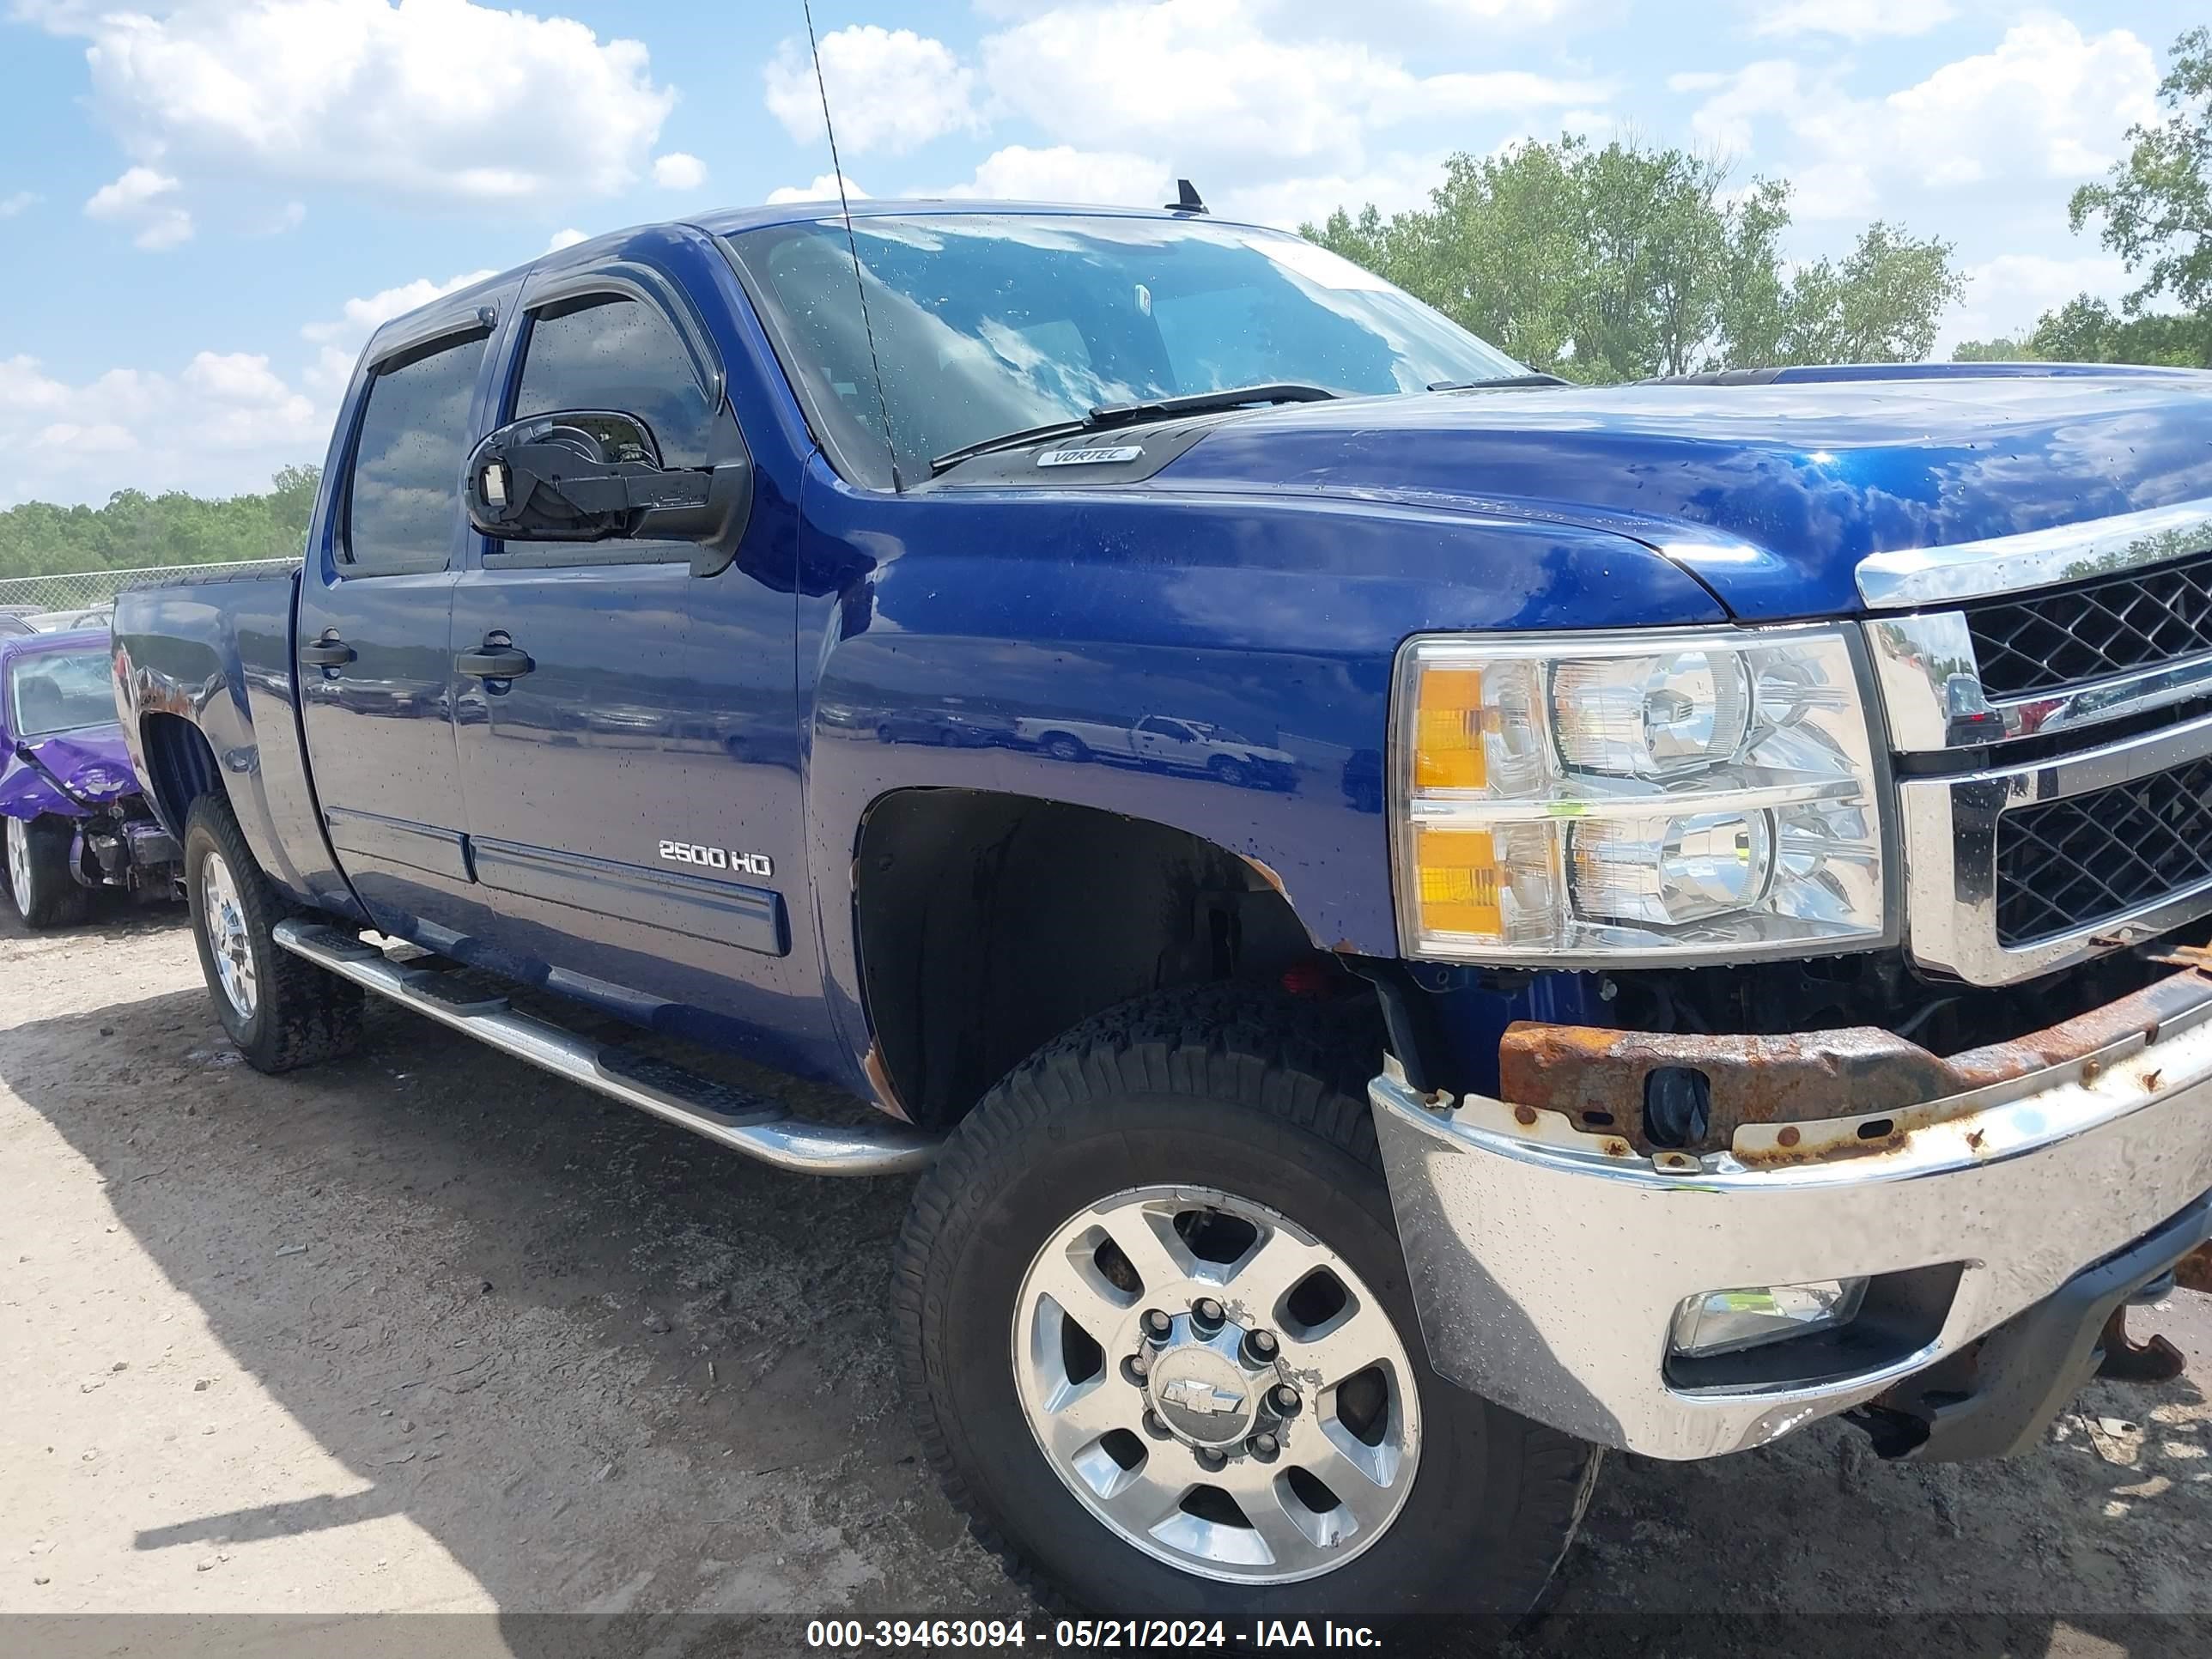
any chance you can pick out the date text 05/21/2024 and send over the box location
[805,1618,1383,1650]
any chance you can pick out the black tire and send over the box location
[5,814,91,929]
[1207,754,1251,788]
[182,793,362,1073]
[895,985,1600,1626]
[1041,732,1089,763]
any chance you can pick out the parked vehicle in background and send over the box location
[1013,713,1297,788]
[25,605,116,634]
[1,629,181,927]
[112,199,2212,1626]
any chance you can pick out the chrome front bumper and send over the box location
[1370,976,2212,1461]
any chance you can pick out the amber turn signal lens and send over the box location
[1413,666,1487,791]
[1413,825,1502,937]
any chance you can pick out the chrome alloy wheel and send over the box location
[1012,1185,1421,1584]
[5,816,30,918]
[200,849,258,1019]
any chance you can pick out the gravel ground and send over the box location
[3,897,2209,1656]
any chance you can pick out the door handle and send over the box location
[456,646,535,679]
[301,636,356,667]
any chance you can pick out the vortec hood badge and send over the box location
[1038,444,1143,467]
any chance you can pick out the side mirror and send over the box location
[463,410,752,574]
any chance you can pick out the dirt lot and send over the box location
[3,898,2209,1656]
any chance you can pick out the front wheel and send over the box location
[895,988,1599,1623]
[5,813,90,929]
[183,793,363,1073]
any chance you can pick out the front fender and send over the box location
[798,474,1728,1034]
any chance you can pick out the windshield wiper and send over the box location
[1425,373,1571,392]
[929,382,1341,476]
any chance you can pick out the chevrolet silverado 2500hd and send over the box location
[112,201,2212,1622]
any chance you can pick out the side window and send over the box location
[513,294,715,468]
[344,331,489,573]
[1136,716,1176,736]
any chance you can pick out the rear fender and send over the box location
[112,572,362,921]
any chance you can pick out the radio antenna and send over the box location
[804,0,903,492]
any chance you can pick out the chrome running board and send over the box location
[272,920,939,1176]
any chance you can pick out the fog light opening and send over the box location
[1668,1277,1869,1359]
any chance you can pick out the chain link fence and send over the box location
[0,558,301,620]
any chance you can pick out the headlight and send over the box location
[1393,626,1888,963]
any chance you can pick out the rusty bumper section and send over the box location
[1498,968,2212,1164]
[1370,964,2212,1462]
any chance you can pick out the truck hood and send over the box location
[0,727,138,819]
[1160,365,2212,620]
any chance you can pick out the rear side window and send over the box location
[514,295,715,468]
[344,331,489,572]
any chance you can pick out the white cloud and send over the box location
[763,26,977,157]
[82,165,192,250]
[1940,251,2132,355]
[653,151,708,191]
[979,0,1607,185]
[765,173,871,206]
[545,227,590,252]
[0,349,323,507]
[0,190,35,217]
[301,270,498,349]
[1753,0,1954,40]
[1685,20,2159,215]
[1216,152,1455,229]
[42,0,673,208]
[938,147,1170,209]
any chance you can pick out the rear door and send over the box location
[449,252,800,1026]
[297,301,504,941]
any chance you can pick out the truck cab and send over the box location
[112,199,2212,1626]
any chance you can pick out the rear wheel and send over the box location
[896,987,1599,1624]
[5,813,90,929]
[1042,732,1089,763]
[182,793,362,1072]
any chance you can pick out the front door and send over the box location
[1132,714,1206,770]
[450,264,801,1042]
[297,313,498,943]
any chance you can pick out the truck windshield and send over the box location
[725,213,1525,487]
[9,649,114,739]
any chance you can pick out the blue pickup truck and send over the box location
[112,199,2212,1623]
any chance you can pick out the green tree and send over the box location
[0,465,320,581]
[1992,28,2212,369]
[1305,135,1961,382]
[1949,336,2043,362]
[1778,222,1964,365]
[2071,26,2212,319]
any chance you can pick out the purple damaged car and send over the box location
[1,629,182,927]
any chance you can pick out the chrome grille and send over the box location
[1966,550,2212,698]
[1995,756,2212,946]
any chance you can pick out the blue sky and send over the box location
[0,0,2196,507]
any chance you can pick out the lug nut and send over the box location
[1249,1431,1279,1460]
[1142,1409,1170,1439]
[1191,1297,1225,1332]
[1195,1447,1227,1471]
[1142,1309,1173,1341]
[1271,1383,1302,1415]
[1123,1352,1152,1384]
[1243,1329,1278,1364]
